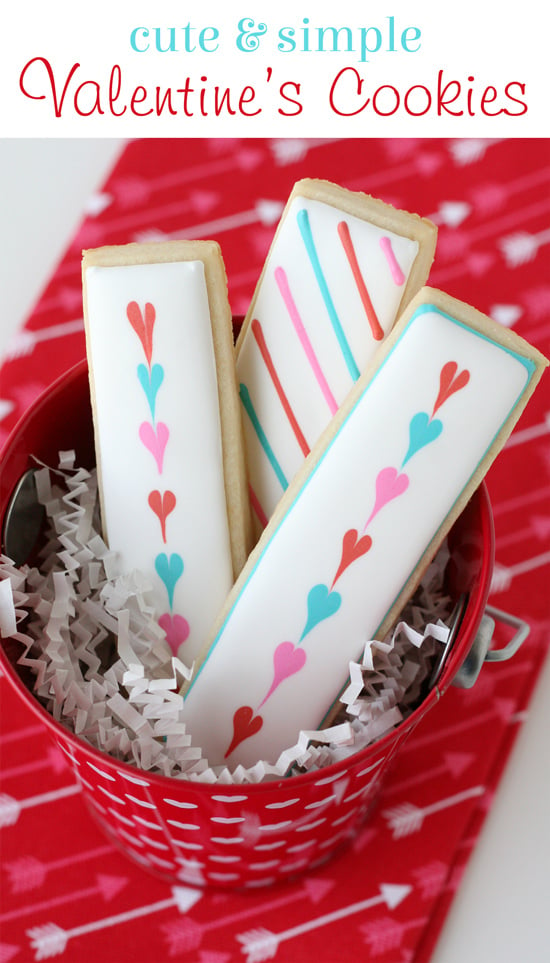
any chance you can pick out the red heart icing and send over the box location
[332,529,373,587]
[127,301,156,368]
[224,706,263,759]
[148,490,176,542]
[158,613,190,655]
[432,361,470,416]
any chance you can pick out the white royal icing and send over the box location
[236,193,422,526]
[84,259,233,662]
[182,301,534,768]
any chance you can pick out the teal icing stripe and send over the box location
[297,208,360,382]
[412,304,537,380]
[240,383,288,492]
[187,302,535,702]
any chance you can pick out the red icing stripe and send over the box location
[337,221,384,342]
[252,318,310,457]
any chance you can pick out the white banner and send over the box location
[1,0,547,136]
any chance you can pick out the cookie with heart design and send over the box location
[181,287,547,769]
[236,177,438,533]
[82,240,252,661]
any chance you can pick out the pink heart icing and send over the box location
[259,642,307,708]
[364,466,409,530]
[139,422,169,473]
[158,613,190,656]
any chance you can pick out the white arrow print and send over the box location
[149,199,285,243]
[493,485,550,519]
[84,192,113,217]
[499,227,550,267]
[490,550,550,594]
[0,784,81,829]
[383,786,485,840]
[4,844,114,894]
[505,411,550,449]
[162,877,334,955]
[1,747,67,782]
[430,197,550,285]
[360,913,425,955]
[409,699,515,751]
[382,752,475,797]
[448,139,504,165]
[496,515,550,551]
[347,151,444,194]
[0,942,20,963]
[109,148,265,205]
[5,320,84,361]
[0,873,127,925]
[236,884,411,962]
[427,201,472,228]
[26,886,202,960]
[76,189,221,246]
[269,138,341,165]
[490,303,523,327]
[0,723,44,745]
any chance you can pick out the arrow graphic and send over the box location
[0,942,21,963]
[107,148,265,206]
[347,151,444,194]
[74,189,222,247]
[0,784,81,829]
[409,699,516,751]
[5,320,84,361]
[162,877,334,955]
[382,752,475,797]
[0,874,128,925]
[0,724,44,745]
[468,166,550,215]
[448,138,504,165]
[236,884,411,962]
[495,515,550,551]
[427,201,472,228]
[489,303,523,327]
[504,412,550,448]
[490,550,550,594]
[359,913,426,955]
[4,845,114,894]
[149,199,285,244]
[26,886,202,960]
[499,226,550,267]
[269,138,341,165]
[1,747,67,782]
[493,485,550,519]
[382,786,485,839]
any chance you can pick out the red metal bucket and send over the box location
[0,358,497,889]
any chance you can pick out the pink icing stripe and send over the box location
[274,265,338,416]
[379,236,406,285]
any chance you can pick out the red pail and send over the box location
[0,358,502,889]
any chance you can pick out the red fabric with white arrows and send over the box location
[1,137,549,962]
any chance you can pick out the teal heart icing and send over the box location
[155,552,184,608]
[137,363,164,419]
[402,411,443,466]
[300,583,342,641]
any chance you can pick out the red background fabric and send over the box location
[1,137,549,962]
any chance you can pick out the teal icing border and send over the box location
[186,303,536,704]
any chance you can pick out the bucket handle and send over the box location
[452,605,530,689]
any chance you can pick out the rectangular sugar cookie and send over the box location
[82,240,252,662]
[236,178,437,529]
[182,287,547,768]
